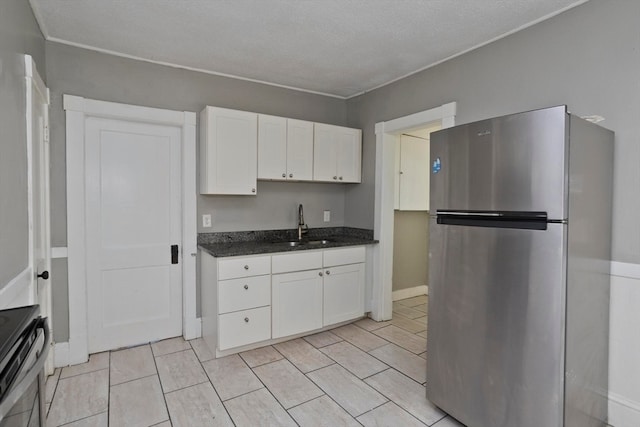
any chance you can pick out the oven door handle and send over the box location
[0,318,50,422]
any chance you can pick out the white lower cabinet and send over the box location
[201,245,367,357]
[218,306,271,350]
[323,263,365,325]
[272,270,323,338]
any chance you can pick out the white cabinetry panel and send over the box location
[313,123,361,183]
[200,106,257,195]
[286,119,314,181]
[323,263,365,326]
[272,270,323,338]
[218,275,271,314]
[218,306,271,350]
[257,114,287,180]
[218,255,271,280]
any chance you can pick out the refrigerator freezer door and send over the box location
[427,219,566,427]
[430,105,568,220]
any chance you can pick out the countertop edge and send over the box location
[199,239,378,258]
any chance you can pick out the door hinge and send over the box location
[43,124,50,143]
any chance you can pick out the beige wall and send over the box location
[392,211,429,292]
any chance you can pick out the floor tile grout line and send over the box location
[56,410,108,427]
[317,341,390,380]
[150,345,174,427]
[258,346,359,424]
[244,354,308,423]
[195,356,238,426]
[110,372,159,388]
[352,397,391,421]
[45,368,61,418]
[301,359,387,422]
[233,355,301,426]
[364,345,427,385]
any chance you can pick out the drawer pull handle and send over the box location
[244,284,249,290]
[318,272,323,277]
[326,270,331,275]
[244,317,249,323]
[282,173,286,178]
[339,176,343,181]
[333,176,337,180]
[244,265,249,270]
[251,188,256,193]
[289,173,293,178]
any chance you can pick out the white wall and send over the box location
[609,264,640,427]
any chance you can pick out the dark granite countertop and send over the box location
[198,227,378,258]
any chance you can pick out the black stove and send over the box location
[0,306,40,403]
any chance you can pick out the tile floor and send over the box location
[45,295,463,427]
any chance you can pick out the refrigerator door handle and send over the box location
[436,210,548,230]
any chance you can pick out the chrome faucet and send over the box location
[297,204,309,240]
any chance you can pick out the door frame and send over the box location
[370,102,456,321]
[65,95,197,365]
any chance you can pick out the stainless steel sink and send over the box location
[280,239,331,247]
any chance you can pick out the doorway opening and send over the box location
[370,102,456,321]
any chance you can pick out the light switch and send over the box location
[202,214,212,228]
[323,210,331,222]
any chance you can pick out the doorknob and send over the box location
[37,271,49,280]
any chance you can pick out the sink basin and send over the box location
[279,239,331,247]
[306,240,330,245]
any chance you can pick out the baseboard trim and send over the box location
[392,285,428,301]
[53,341,70,368]
[609,391,640,427]
[610,261,640,280]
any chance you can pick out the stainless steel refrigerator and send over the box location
[427,105,613,427]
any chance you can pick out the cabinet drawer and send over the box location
[272,251,322,274]
[323,246,365,267]
[218,255,271,280]
[219,275,270,314]
[218,306,271,350]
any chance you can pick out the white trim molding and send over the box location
[51,247,68,259]
[392,285,428,302]
[371,102,456,321]
[64,95,198,364]
[609,261,640,427]
[0,268,34,310]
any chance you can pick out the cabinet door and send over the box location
[336,127,362,183]
[258,114,287,180]
[287,119,314,181]
[313,123,338,181]
[272,270,323,338]
[323,263,365,326]
[200,107,258,195]
[399,134,430,210]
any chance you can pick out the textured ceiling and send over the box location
[29,0,586,98]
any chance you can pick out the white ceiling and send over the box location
[30,0,587,98]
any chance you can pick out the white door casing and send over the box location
[85,118,182,353]
[372,102,456,321]
[25,55,53,374]
[65,95,197,364]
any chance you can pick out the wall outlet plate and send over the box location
[202,214,212,228]
[323,210,331,222]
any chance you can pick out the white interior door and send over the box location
[85,117,182,353]
[26,56,52,373]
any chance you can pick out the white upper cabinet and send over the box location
[286,119,314,181]
[313,123,362,183]
[200,106,258,195]
[257,115,313,181]
[396,134,430,210]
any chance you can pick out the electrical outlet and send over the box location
[202,214,212,228]
[323,210,331,222]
